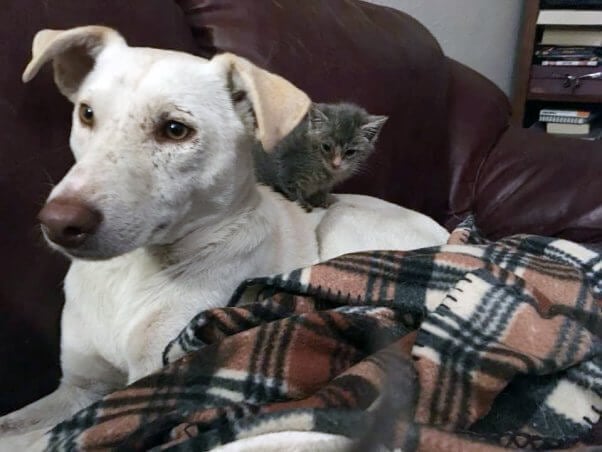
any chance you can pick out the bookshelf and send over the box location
[511,1,602,129]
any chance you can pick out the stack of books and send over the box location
[534,45,601,66]
[539,109,601,139]
[535,9,601,66]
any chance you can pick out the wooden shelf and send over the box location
[512,1,602,127]
[527,92,602,103]
[511,0,541,126]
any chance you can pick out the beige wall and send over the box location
[364,0,524,95]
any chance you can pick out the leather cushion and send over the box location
[475,125,602,244]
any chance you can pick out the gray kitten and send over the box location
[253,102,388,212]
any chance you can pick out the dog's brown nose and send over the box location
[38,198,102,248]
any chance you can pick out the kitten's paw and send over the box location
[320,195,337,208]
[299,201,314,213]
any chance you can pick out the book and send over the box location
[545,127,602,140]
[535,45,602,59]
[538,10,602,26]
[541,27,602,46]
[541,59,598,66]
[539,109,596,124]
[547,122,591,134]
[531,121,602,140]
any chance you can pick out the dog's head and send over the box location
[23,26,310,259]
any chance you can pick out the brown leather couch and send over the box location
[1,0,600,440]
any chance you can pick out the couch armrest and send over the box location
[474,126,602,245]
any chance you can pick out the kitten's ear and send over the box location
[308,105,329,131]
[361,115,388,144]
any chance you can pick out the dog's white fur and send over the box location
[0,26,448,450]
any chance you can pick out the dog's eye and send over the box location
[163,121,191,141]
[79,104,94,126]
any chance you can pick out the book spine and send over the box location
[539,116,588,124]
[541,60,599,66]
[546,123,591,134]
[540,109,591,117]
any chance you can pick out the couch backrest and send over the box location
[443,60,512,228]
[176,0,454,222]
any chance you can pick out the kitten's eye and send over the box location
[162,120,192,141]
[79,104,94,126]
[321,143,331,152]
[345,149,357,158]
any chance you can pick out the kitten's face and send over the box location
[317,141,364,174]
[308,104,387,176]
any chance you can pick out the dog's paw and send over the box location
[0,419,20,436]
[0,420,18,437]
[0,428,49,451]
[0,415,38,438]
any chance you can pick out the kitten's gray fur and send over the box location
[253,102,388,212]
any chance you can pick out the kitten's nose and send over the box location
[332,156,343,169]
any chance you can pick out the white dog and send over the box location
[0,26,448,450]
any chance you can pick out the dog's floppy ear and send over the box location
[214,53,311,152]
[22,26,125,100]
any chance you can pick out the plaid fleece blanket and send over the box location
[46,217,602,451]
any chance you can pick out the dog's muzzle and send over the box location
[38,197,103,249]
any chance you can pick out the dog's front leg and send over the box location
[0,334,124,440]
[0,383,100,434]
[0,382,101,442]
